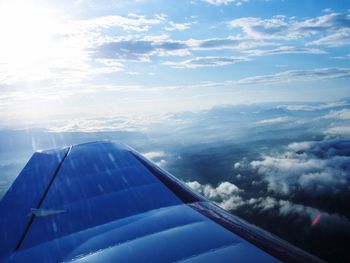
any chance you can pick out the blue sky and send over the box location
[0,0,349,125]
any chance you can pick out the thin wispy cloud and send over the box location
[202,0,247,6]
[163,56,249,68]
[229,11,350,46]
[237,68,350,85]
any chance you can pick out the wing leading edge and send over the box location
[0,141,324,263]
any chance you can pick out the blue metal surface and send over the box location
[0,147,69,259]
[0,141,323,262]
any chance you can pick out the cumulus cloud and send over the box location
[187,181,244,210]
[144,151,166,159]
[247,196,350,229]
[248,139,350,195]
[187,179,350,230]
[248,196,317,219]
[143,151,168,167]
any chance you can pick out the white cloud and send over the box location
[237,68,350,85]
[323,109,350,120]
[229,16,299,40]
[287,141,313,152]
[277,101,349,111]
[248,139,350,195]
[325,126,350,136]
[163,56,249,68]
[257,116,289,124]
[77,14,163,32]
[193,37,276,51]
[187,181,244,210]
[143,151,169,167]
[248,196,319,220]
[247,195,350,228]
[203,0,247,6]
[243,46,326,56]
[143,151,166,159]
[94,36,274,63]
[165,21,191,31]
[43,114,184,132]
[229,11,350,46]
[308,28,350,47]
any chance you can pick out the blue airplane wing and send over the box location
[0,141,323,262]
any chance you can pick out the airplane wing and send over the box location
[0,141,324,262]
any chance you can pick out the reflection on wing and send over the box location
[0,141,324,262]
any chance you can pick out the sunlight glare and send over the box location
[0,1,61,82]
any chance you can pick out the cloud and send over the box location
[144,151,168,167]
[277,101,349,111]
[0,14,164,86]
[243,46,326,56]
[196,37,275,50]
[187,177,350,233]
[323,109,350,120]
[165,21,191,31]
[187,178,350,230]
[76,14,163,32]
[94,36,273,62]
[247,196,350,228]
[229,11,350,46]
[248,196,317,219]
[257,116,289,124]
[237,68,350,85]
[248,139,350,195]
[309,29,350,47]
[187,181,244,210]
[144,151,166,159]
[330,54,350,60]
[45,114,183,132]
[202,0,247,6]
[95,38,190,61]
[325,126,350,136]
[163,56,249,68]
[229,16,300,40]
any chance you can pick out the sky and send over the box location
[0,0,350,126]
